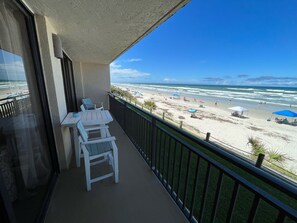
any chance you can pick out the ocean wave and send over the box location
[0,85,10,89]
[116,83,297,106]
[227,87,256,91]
[233,97,262,103]
[266,89,297,93]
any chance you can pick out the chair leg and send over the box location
[113,149,119,183]
[108,154,113,166]
[100,125,107,138]
[78,146,83,167]
[84,154,91,191]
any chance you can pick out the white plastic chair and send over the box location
[80,104,86,111]
[77,120,119,191]
[82,98,104,110]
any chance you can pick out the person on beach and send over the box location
[215,101,217,106]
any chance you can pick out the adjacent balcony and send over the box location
[45,94,297,223]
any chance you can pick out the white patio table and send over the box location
[61,110,113,167]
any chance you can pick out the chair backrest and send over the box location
[82,98,94,110]
[77,120,88,142]
[80,104,86,111]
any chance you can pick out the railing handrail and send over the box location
[0,93,30,102]
[108,92,297,199]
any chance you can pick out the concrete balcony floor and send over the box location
[45,120,187,223]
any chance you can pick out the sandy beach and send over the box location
[118,86,297,174]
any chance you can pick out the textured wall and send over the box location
[35,15,72,170]
[74,62,110,109]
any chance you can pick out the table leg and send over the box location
[72,127,80,167]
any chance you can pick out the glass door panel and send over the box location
[0,0,57,222]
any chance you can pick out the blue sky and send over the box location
[0,49,26,81]
[111,0,297,86]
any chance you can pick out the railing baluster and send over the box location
[170,141,177,195]
[142,117,146,156]
[226,182,240,222]
[141,117,145,154]
[198,162,211,222]
[189,156,201,220]
[182,150,192,211]
[139,116,143,153]
[176,146,184,202]
[165,137,172,188]
[157,129,163,177]
[123,100,127,130]
[247,194,260,223]
[149,120,153,164]
[144,118,148,160]
[161,132,167,179]
[275,211,285,223]
[146,120,149,160]
[210,171,224,223]
[135,112,138,147]
[150,119,156,169]
[137,114,140,149]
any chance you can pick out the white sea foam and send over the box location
[115,83,297,107]
[227,87,256,91]
[266,89,297,93]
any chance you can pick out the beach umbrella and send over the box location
[228,106,248,116]
[188,108,197,113]
[228,106,248,112]
[272,110,297,117]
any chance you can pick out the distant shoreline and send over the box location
[114,83,297,111]
[112,82,297,89]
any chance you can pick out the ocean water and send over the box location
[0,81,28,99]
[114,83,297,112]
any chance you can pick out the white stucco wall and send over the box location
[35,15,72,170]
[73,62,110,109]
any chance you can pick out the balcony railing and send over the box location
[109,93,297,223]
[0,94,31,118]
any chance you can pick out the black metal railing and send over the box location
[109,93,297,223]
[0,94,31,118]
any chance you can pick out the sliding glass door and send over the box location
[0,0,58,222]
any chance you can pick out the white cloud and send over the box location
[110,62,150,79]
[0,61,26,80]
[128,58,142,62]
[110,62,121,68]
[163,78,177,82]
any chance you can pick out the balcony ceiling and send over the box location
[23,0,189,63]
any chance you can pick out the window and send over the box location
[61,52,78,112]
